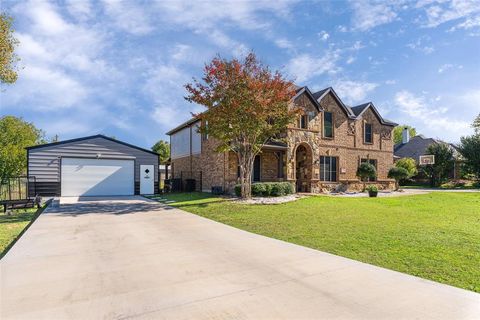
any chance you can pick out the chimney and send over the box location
[402,127,410,144]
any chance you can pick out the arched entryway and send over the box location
[295,144,313,192]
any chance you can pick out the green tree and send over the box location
[0,116,44,182]
[0,12,20,84]
[393,125,417,144]
[185,52,298,198]
[458,135,480,180]
[151,140,170,164]
[422,143,454,187]
[388,167,409,190]
[473,113,480,135]
[356,162,377,191]
[395,157,418,178]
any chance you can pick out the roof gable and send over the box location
[312,87,355,118]
[26,134,159,155]
[351,102,397,126]
[293,86,322,111]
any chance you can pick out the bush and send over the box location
[233,182,295,197]
[234,184,241,197]
[388,167,409,190]
[365,185,378,192]
[395,157,417,178]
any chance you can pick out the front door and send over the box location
[140,165,154,194]
[253,155,261,182]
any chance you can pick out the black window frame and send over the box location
[323,112,334,138]
[320,156,338,182]
[300,115,309,129]
[364,123,373,144]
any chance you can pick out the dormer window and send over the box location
[323,112,333,138]
[364,123,373,144]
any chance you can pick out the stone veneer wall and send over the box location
[171,90,396,194]
[286,91,395,192]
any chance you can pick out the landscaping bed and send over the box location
[160,192,480,293]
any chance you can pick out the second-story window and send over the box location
[300,115,308,129]
[323,112,333,138]
[364,123,373,143]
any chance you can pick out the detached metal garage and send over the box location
[27,135,159,197]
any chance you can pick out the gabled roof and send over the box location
[394,135,454,161]
[165,117,201,135]
[312,87,356,118]
[293,86,322,111]
[26,134,159,155]
[350,102,398,126]
[166,85,398,135]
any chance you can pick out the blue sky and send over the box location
[1,0,479,148]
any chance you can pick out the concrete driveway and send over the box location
[1,196,479,319]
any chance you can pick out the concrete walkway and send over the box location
[1,196,479,319]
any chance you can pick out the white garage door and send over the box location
[61,158,134,196]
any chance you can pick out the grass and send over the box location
[0,207,42,259]
[157,192,480,293]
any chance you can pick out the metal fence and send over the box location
[170,171,203,192]
[0,176,36,201]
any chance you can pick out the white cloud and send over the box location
[394,90,472,140]
[438,63,453,73]
[101,0,153,35]
[285,51,341,83]
[385,79,397,85]
[417,0,480,29]
[66,0,93,21]
[337,25,348,32]
[349,0,399,31]
[334,80,378,104]
[275,38,294,49]
[318,30,330,41]
[346,56,356,64]
[406,37,435,54]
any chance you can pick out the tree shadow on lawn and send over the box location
[0,212,36,225]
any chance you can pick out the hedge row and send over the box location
[234,182,295,197]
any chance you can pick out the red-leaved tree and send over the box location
[185,52,298,199]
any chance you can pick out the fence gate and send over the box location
[0,176,36,201]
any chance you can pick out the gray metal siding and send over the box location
[28,137,158,183]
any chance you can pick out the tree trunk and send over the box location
[237,151,255,199]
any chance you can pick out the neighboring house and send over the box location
[27,135,159,197]
[394,128,461,179]
[167,86,398,194]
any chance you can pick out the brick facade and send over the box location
[169,87,396,194]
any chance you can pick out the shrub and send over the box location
[366,185,378,192]
[395,157,417,179]
[234,184,241,197]
[388,167,409,190]
[356,163,377,191]
[252,183,267,196]
[234,182,294,197]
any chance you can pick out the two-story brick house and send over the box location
[166,86,397,193]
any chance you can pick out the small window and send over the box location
[300,115,308,129]
[320,156,337,182]
[323,112,333,138]
[364,123,373,143]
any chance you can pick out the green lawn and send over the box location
[157,192,480,292]
[0,207,40,259]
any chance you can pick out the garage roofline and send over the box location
[26,134,159,156]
